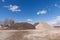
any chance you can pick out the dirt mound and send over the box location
[9,22,35,30]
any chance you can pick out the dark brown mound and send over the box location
[9,22,35,30]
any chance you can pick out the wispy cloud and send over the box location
[4,5,21,12]
[47,16,60,26]
[37,10,47,15]
[54,4,60,8]
[2,0,5,2]
[27,18,32,22]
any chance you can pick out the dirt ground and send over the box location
[0,29,60,40]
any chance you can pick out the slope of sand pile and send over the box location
[35,22,54,31]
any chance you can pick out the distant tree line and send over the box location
[2,18,14,27]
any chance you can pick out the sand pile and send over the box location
[35,22,53,31]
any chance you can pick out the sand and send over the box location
[0,29,60,40]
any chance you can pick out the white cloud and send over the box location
[54,4,60,8]
[2,0,5,2]
[4,5,21,12]
[27,18,32,22]
[47,16,60,26]
[37,10,47,15]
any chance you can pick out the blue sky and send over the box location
[0,0,60,25]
